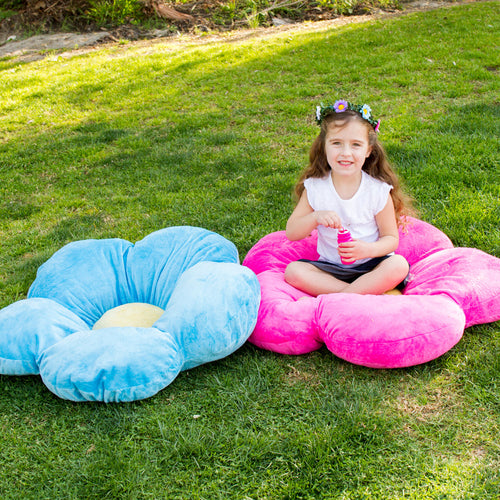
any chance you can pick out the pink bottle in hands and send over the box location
[337,228,354,265]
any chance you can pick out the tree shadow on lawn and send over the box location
[0,334,497,497]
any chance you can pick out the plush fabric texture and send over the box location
[0,227,260,402]
[242,217,500,368]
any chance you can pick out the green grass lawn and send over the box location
[0,2,499,498]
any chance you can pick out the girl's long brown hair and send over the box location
[295,110,414,226]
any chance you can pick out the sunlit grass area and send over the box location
[0,2,499,498]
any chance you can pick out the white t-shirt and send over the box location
[304,171,393,265]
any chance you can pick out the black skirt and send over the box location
[298,256,409,290]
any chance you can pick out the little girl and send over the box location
[284,100,413,296]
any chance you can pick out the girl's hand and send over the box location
[338,239,371,263]
[314,211,342,229]
[338,195,401,263]
[286,192,342,241]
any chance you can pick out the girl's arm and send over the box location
[338,195,399,262]
[286,190,342,241]
[372,195,400,254]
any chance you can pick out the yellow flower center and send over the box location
[93,303,165,330]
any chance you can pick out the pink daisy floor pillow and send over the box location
[242,217,500,368]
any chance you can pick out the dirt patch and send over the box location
[0,1,469,61]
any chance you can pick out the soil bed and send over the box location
[0,1,466,61]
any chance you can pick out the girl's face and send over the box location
[324,119,372,181]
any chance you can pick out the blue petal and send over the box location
[28,238,134,327]
[0,298,87,375]
[38,327,183,402]
[154,261,261,370]
[126,226,240,309]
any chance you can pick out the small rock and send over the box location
[272,17,294,27]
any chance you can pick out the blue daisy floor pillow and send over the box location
[0,227,261,402]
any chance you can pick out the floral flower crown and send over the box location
[315,99,381,132]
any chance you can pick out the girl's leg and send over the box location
[342,254,409,295]
[284,261,348,296]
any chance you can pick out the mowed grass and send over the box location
[0,2,499,498]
